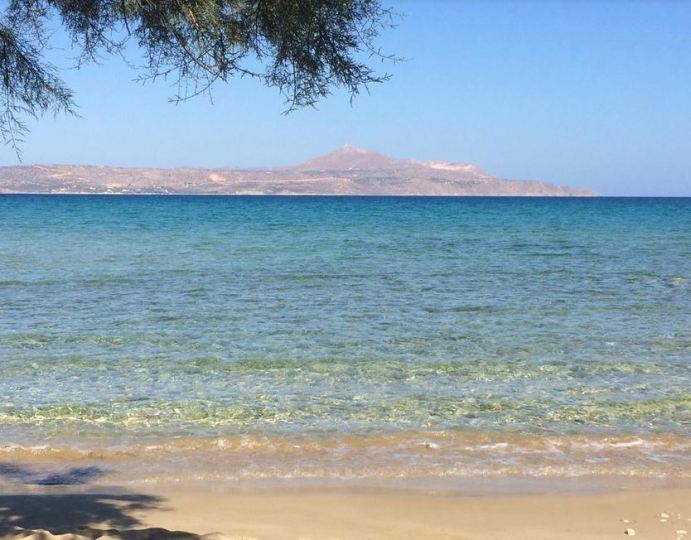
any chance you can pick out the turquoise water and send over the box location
[0,196,689,481]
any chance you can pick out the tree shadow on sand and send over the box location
[0,463,212,539]
[0,492,161,531]
[0,462,106,486]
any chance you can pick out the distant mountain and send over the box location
[296,144,399,170]
[0,146,598,196]
[296,145,493,177]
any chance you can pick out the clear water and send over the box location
[0,195,689,483]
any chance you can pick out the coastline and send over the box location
[2,431,689,486]
[0,191,600,196]
[2,449,690,539]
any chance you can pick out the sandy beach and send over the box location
[1,483,690,540]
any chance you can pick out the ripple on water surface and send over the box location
[0,196,689,481]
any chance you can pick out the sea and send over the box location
[0,195,689,488]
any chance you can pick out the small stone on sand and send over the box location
[625,529,636,536]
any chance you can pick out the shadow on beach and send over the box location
[0,492,161,531]
[0,462,107,487]
[0,463,211,540]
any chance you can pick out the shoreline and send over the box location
[0,191,601,197]
[2,430,689,489]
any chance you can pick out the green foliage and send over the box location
[0,0,395,156]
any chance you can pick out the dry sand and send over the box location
[1,484,690,540]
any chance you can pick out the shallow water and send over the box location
[0,195,689,483]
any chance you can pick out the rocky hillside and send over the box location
[0,146,597,196]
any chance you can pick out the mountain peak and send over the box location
[295,145,399,170]
[337,144,365,153]
[327,144,377,156]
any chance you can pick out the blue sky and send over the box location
[2,1,691,195]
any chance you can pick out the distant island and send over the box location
[0,145,597,196]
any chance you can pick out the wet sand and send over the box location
[1,483,690,540]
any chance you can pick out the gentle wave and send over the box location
[1,432,689,483]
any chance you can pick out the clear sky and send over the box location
[2,1,691,196]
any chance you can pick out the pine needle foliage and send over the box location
[0,0,395,156]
